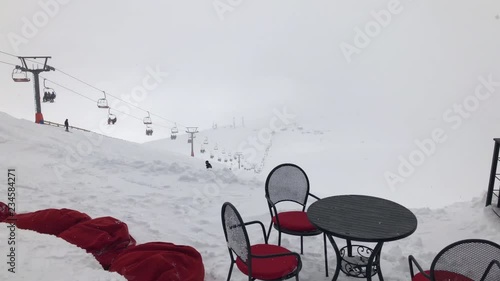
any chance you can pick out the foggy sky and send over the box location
[0,0,499,143]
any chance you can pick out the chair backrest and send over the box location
[430,239,500,281]
[265,163,310,206]
[221,202,251,263]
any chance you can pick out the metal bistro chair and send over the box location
[409,239,500,281]
[265,163,328,276]
[221,202,302,281]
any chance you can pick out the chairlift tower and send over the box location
[186,127,198,157]
[14,56,55,123]
[235,152,243,169]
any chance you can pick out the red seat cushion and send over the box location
[11,208,91,235]
[273,211,318,232]
[412,270,474,281]
[236,244,299,280]
[109,242,204,281]
[58,216,136,269]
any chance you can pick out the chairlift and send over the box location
[145,125,153,136]
[97,91,109,109]
[210,153,214,159]
[224,158,228,163]
[222,149,226,155]
[204,137,209,145]
[218,157,222,162]
[170,123,179,140]
[107,108,117,125]
[214,144,218,151]
[12,68,30,82]
[42,79,56,103]
[171,123,179,134]
[200,148,205,153]
[143,111,152,125]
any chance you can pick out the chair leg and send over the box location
[324,233,328,277]
[300,236,304,254]
[278,231,282,246]
[226,261,234,281]
[295,274,299,281]
[266,221,273,241]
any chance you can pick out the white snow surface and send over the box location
[0,112,499,281]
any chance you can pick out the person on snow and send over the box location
[64,119,69,132]
[205,160,212,169]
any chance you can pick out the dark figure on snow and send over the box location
[205,160,212,169]
[64,119,69,132]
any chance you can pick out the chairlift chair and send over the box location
[210,153,214,159]
[97,91,109,109]
[107,109,117,125]
[12,68,30,82]
[42,79,56,103]
[204,137,209,145]
[171,123,179,134]
[145,125,153,136]
[170,123,179,140]
[143,111,152,125]
[214,144,218,151]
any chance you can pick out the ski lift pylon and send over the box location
[97,91,109,109]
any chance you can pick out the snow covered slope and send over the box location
[1,112,499,281]
[145,117,497,209]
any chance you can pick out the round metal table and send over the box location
[307,195,418,281]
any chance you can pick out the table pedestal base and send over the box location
[326,235,384,281]
[340,245,379,278]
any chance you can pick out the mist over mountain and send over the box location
[0,0,499,144]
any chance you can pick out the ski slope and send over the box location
[1,112,500,281]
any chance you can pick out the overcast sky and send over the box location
[0,0,499,143]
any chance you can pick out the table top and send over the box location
[307,195,418,242]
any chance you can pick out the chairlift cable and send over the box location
[0,60,17,67]
[0,50,45,67]
[54,67,188,129]
[1,49,189,131]
[40,76,175,130]
[0,50,17,58]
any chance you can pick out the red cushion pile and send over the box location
[59,216,136,269]
[0,202,205,281]
[110,242,205,281]
[12,208,91,235]
[0,202,12,222]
